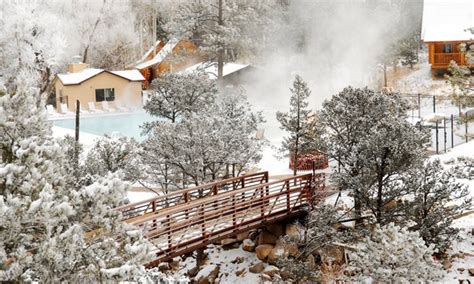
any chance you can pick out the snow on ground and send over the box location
[172,244,264,283]
[394,62,452,95]
[433,140,474,282]
[126,191,157,204]
[51,125,100,148]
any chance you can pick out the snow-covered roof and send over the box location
[182,62,250,79]
[138,40,163,63]
[421,0,474,42]
[135,38,179,70]
[57,68,144,85]
[109,70,145,81]
[57,68,104,85]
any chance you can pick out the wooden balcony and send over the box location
[433,52,463,67]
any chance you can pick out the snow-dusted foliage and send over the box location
[142,88,264,188]
[404,159,471,254]
[348,223,445,283]
[320,87,429,224]
[143,71,217,124]
[84,136,141,181]
[277,75,324,175]
[0,1,139,93]
[166,0,276,78]
[0,89,152,282]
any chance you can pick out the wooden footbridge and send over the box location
[115,171,325,267]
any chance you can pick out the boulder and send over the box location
[267,245,288,265]
[242,239,256,252]
[221,238,238,246]
[257,230,278,245]
[468,268,474,276]
[266,223,285,237]
[195,265,220,284]
[249,262,265,273]
[235,268,246,277]
[285,223,304,239]
[236,231,250,241]
[262,265,280,277]
[320,245,345,265]
[158,262,170,272]
[285,243,300,257]
[256,244,274,261]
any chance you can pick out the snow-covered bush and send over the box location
[348,223,445,283]
[83,136,141,182]
[404,159,471,254]
[0,89,152,282]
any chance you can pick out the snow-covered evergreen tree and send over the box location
[349,223,445,283]
[143,71,217,124]
[404,159,471,254]
[142,88,263,187]
[0,88,152,282]
[83,136,141,182]
[320,87,429,225]
[277,75,323,176]
[166,0,276,80]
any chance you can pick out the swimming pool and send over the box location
[51,112,156,141]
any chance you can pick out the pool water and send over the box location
[52,112,156,141]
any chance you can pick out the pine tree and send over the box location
[166,0,276,80]
[349,223,445,283]
[143,71,217,125]
[320,87,429,225]
[0,88,152,282]
[277,75,323,177]
[404,159,471,254]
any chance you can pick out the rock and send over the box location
[158,262,170,272]
[280,267,293,280]
[268,245,288,265]
[187,266,199,277]
[443,258,452,270]
[306,254,317,270]
[285,223,304,239]
[471,228,474,236]
[257,230,278,245]
[236,231,249,241]
[195,265,220,284]
[457,267,465,272]
[262,265,280,277]
[235,268,246,277]
[242,239,256,252]
[320,245,345,265]
[256,244,274,261]
[468,268,474,276]
[260,273,272,281]
[231,256,245,264]
[266,223,285,237]
[249,262,265,273]
[285,243,300,257]
[221,238,238,246]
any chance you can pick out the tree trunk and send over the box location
[217,0,224,82]
[383,64,388,88]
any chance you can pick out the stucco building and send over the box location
[54,62,145,112]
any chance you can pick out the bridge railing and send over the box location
[130,173,318,266]
[116,171,269,221]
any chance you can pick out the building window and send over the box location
[443,44,453,53]
[95,88,115,102]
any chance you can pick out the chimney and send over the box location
[68,55,88,73]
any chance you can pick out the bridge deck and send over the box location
[117,172,325,267]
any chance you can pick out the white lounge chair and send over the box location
[101,101,116,112]
[46,104,59,116]
[114,101,129,112]
[88,102,104,113]
[60,103,74,115]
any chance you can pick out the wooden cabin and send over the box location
[135,38,201,88]
[421,0,474,76]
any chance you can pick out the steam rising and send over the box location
[243,0,422,142]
